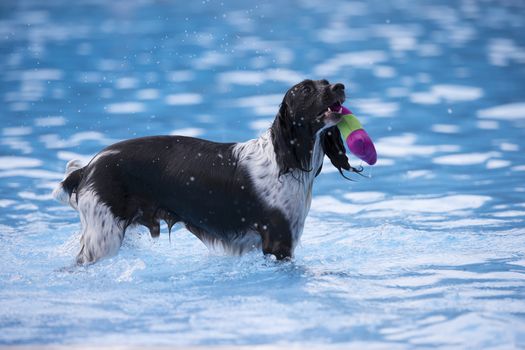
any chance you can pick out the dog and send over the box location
[53,79,360,264]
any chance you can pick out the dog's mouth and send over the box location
[327,101,343,114]
[321,98,345,125]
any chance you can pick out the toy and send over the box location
[337,106,377,165]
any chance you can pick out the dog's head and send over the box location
[271,79,352,177]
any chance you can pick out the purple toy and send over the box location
[336,106,377,165]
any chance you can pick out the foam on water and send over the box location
[136,89,160,100]
[106,102,145,114]
[486,159,511,169]
[311,194,491,217]
[375,133,460,158]
[314,51,388,76]
[352,98,399,118]
[2,127,33,137]
[217,69,303,87]
[0,156,42,169]
[170,128,205,137]
[432,152,500,165]
[34,116,67,127]
[431,124,460,134]
[477,102,525,120]
[410,85,483,105]
[167,70,195,82]
[165,93,203,106]
[115,77,139,90]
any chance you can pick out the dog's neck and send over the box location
[270,123,326,178]
[233,130,324,245]
[264,129,324,182]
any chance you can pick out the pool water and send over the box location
[1,0,525,348]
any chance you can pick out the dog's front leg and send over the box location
[260,214,293,260]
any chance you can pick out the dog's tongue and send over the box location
[329,101,342,113]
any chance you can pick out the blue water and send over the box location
[1,0,525,348]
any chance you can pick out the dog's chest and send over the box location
[234,132,323,244]
[261,172,314,241]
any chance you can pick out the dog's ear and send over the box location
[321,126,351,174]
[277,102,292,137]
[271,101,311,176]
[272,102,296,175]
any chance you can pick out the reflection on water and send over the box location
[1,0,525,348]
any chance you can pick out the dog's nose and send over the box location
[331,83,345,92]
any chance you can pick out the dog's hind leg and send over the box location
[76,190,125,265]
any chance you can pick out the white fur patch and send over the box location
[76,189,124,264]
[233,129,326,251]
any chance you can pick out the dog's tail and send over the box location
[52,159,85,209]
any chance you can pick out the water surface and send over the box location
[1,0,525,348]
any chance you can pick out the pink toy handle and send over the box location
[341,106,352,115]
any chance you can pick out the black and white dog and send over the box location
[53,79,360,264]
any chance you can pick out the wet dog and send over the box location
[53,79,359,264]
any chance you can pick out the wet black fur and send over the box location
[61,79,354,260]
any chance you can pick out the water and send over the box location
[1,0,525,348]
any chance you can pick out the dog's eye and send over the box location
[302,85,312,94]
